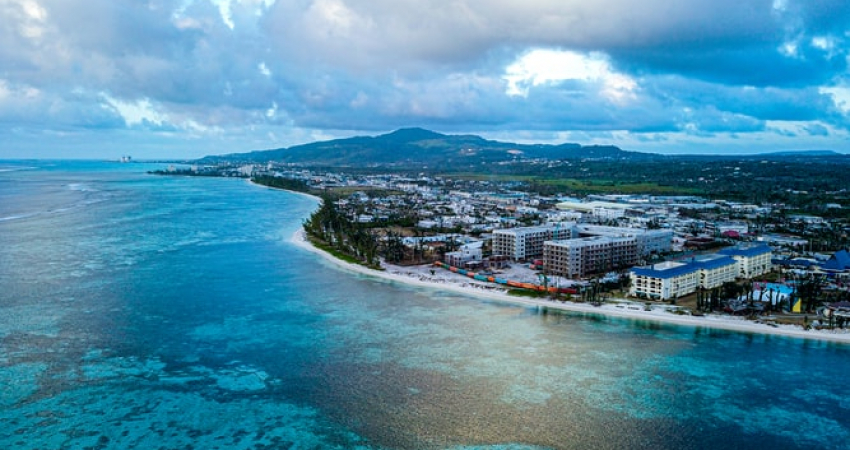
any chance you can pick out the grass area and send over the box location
[506,289,550,298]
[441,173,702,195]
[530,178,703,195]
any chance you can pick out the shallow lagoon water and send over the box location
[1,161,848,449]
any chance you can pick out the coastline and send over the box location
[289,228,850,344]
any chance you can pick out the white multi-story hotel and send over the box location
[718,244,773,278]
[630,252,748,300]
[544,236,639,278]
[692,254,738,289]
[630,261,699,300]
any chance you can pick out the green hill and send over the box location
[199,128,646,167]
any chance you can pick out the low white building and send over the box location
[592,207,625,220]
[444,242,484,268]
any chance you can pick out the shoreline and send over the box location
[289,228,850,344]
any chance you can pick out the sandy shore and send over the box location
[290,230,850,344]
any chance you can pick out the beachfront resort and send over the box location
[174,162,850,336]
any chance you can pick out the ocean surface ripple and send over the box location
[1,161,848,450]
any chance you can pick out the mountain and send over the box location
[198,128,648,167]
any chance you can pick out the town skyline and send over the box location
[2,0,850,159]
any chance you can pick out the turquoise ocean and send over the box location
[1,161,848,450]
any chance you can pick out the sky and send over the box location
[1,0,850,159]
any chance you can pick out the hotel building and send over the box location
[630,261,699,300]
[629,252,751,300]
[717,244,773,278]
[576,225,673,256]
[494,224,673,263]
[544,236,639,278]
[492,224,573,260]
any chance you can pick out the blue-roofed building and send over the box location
[718,244,772,278]
[630,261,699,300]
[630,254,739,300]
[691,254,738,289]
[821,250,850,272]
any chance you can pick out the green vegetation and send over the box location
[507,289,549,298]
[302,195,382,270]
[305,235,380,268]
[527,178,700,195]
[437,155,850,213]
[197,127,632,167]
[443,174,700,195]
[251,175,314,194]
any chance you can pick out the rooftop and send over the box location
[631,261,697,279]
[690,254,737,270]
[718,244,772,257]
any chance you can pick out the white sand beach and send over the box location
[290,229,850,344]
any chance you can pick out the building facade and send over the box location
[576,225,673,256]
[494,224,672,263]
[492,224,573,260]
[692,254,738,289]
[630,261,699,300]
[544,236,639,279]
[718,244,773,278]
[629,253,740,300]
[444,243,484,268]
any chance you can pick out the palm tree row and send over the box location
[303,195,380,268]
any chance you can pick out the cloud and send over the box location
[503,49,637,104]
[820,86,850,113]
[0,0,849,158]
[803,123,829,136]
